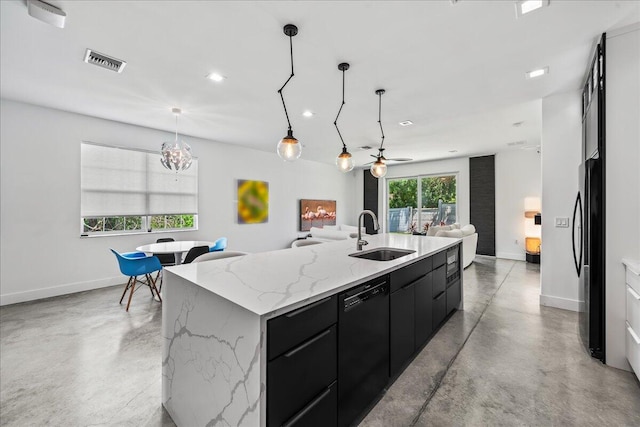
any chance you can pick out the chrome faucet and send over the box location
[357,210,379,250]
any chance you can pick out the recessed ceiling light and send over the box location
[399,120,413,126]
[512,121,524,127]
[302,110,314,118]
[449,150,458,153]
[206,72,226,82]
[526,67,549,79]
[358,145,373,150]
[515,0,549,18]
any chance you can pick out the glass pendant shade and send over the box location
[277,130,302,162]
[161,108,192,171]
[161,139,192,171]
[370,157,387,178]
[336,147,354,172]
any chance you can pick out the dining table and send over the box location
[136,240,214,265]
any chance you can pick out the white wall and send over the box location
[539,90,582,312]
[0,99,358,305]
[495,150,542,261]
[604,25,640,371]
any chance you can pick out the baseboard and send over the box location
[496,252,526,261]
[539,293,580,312]
[0,276,124,306]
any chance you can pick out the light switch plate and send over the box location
[555,217,569,228]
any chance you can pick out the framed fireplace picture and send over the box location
[300,199,336,231]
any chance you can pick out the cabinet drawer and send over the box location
[390,283,415,378]
[282,381,337,427]
[268,295,337,360]
[433,250,446,269]
[446,279,461,315]
[432,265,446,298]
[627,285,640,336]
[626,322,640,379]
[390,257,431,293]
[268,325,337,427]
[414,273,433,348]
[433,291,446,327]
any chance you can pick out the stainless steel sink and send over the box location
[349,247,415,261]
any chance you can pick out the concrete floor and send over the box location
[1,258,639,426]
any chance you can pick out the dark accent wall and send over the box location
[363,170,379,234]
[470,155,496,256]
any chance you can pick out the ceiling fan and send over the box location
[367,89,412,176]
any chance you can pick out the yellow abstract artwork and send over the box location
[237,180,269,224]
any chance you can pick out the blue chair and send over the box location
[209,237,228,252]
[110,249,162,311]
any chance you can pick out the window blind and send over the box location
[81,142,198,217]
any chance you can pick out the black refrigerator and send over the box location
[573,34,605,362]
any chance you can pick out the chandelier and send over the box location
[161,108,192,171]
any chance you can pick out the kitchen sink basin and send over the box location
[349,247,415,261]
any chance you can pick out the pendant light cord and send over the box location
[334,66,347,149]
[278,33,295,131]
[377,91,385,151]
[174,113,178,142]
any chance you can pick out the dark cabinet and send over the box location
[447,279,461,315]
[267,298,338,427]
[433,291,446,327]
[390,282,415,377]
[414,273,433,348]
[266,243,462,427]
[281,382,337,427]
[268,295,337,360]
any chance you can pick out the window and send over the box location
[387,174,457,234]
[80,142,198,236]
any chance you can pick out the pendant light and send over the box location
[334,62,354,172]
[161,108,192,171]
[276,24,302,162]
[371,89,388,178]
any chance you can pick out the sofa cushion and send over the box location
[427,225,451,236]
[461,224,476,235]
[435,229,464,238]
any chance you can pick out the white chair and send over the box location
[291,239,323,248]
[192,251,249,263]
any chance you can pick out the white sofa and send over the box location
[427,223,478,268]
[307,224,364,242]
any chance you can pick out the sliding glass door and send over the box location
[387,174,457,234]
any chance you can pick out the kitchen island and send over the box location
[162,233,462,427]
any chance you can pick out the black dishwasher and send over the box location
[338,276,389,427]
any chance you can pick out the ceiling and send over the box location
[1,1,638,167]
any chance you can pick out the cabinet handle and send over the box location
[284,328,332,358]
[629,324,640,345]
[285,297,331,318]
[282,385,333,427]
[628,285,640,300]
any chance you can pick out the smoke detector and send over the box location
[27,0,66,28]
[83,49,127,73]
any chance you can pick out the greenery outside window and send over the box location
[387,174,457,234]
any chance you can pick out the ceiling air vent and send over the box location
[83,49,127,73]
[507,140,526,147]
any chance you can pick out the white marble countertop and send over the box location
[165,233,460,317]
